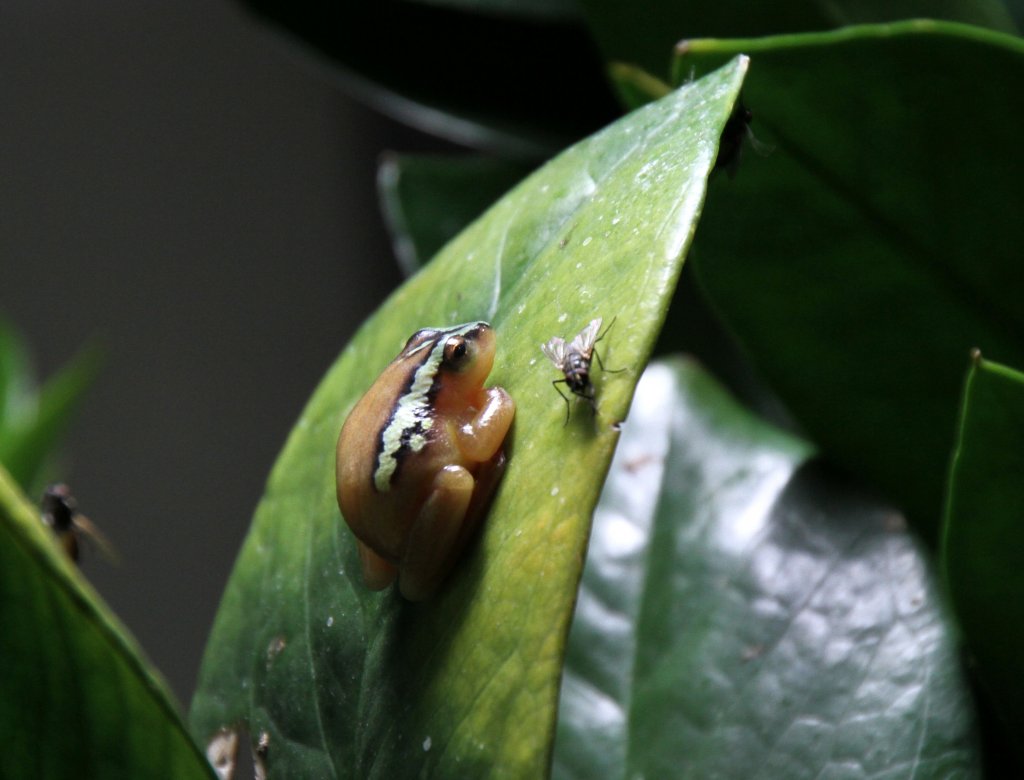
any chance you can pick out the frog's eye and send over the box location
[442,335,472,369]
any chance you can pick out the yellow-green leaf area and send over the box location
[190,56,747,778]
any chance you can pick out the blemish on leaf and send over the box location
[206,728,239,780]
[742,644,765,662]
[265,635,287,670]
[623,453,662,473]
[883,513,907,533]
[253,731,269,780]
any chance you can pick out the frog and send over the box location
[335,321,515,601]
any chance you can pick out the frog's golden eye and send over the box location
[443,335,471,369]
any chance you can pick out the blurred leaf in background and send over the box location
[943,353,1024,765]
[556,358,981,779]
[240,0,621,157]
[674,22,1024,539]
[0,318,98,495]
[377,153,530,276]
[578,0,1016,79]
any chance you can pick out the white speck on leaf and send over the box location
[423,736,432,752]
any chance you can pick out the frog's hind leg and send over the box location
[462,449,506,538]
[358,541,398,591]
[398,464,475,601]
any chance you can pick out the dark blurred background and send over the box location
[1,1,436,704]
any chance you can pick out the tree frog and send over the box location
[335,321,515,600]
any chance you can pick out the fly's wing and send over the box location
[541,337,568,368]
[569,318,603,358]
[72,515,120,564]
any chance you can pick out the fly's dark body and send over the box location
[561,352,595,402]
[541,317,622,423]
[714,100,773,178]
[40,483,115,564]
[41,483,81,561]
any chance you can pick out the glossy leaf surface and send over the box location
[190,59,748,777]
[0,467,212,779]
[943,354,1024,755]
[676,22,1024,537]
[555,359,981,778]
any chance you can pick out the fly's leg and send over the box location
[552,379,572,425]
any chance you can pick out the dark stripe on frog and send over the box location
[372,322,484,493]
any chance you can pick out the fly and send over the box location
[541,316,623,424]
[40,483,116,564]
[713,100,773,178]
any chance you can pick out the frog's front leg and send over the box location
[398,464,476,601]
[456,386,515,462]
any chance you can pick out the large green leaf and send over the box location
[555,358,981,778]
[674,22,1024,538]
[240,0,619,156]
[943,354,1024,759]
[377,154,529,277]
[190,58,748,777]
[579,0,1016,79]
[0,466,212,779]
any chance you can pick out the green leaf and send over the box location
[0,342,101,492]
[579,0,1016,79]
[240,0,619,156]
[0,466,213,779]
[191,58,748,777]
[943,353,1024,757]
[675,21,1024,538]
[606,63,671,112]
[555,358,981,778]
[377,154,529,276]
[0,320,35,435]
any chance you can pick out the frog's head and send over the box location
[436,321,495,391]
